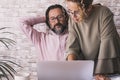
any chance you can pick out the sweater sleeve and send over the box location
[94,6,120,75]
[65,18,84,60]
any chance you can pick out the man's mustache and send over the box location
[54,23,63,28]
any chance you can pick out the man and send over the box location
[20,4,68,61]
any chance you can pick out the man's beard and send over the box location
[51,23,66,35]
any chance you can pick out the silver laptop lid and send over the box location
[37,60,94,80]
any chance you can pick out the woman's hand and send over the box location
[67,54,77,61]
[95,75,111,80]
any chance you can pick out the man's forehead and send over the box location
[49,8,63,16]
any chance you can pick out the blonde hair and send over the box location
[65,0,93,21]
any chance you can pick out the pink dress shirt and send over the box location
[20,17,68,61]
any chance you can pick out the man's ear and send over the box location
[48,22,52,29]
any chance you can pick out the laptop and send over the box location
[37,60,94,80]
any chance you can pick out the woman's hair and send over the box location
[65,0,93,10]
[45,4,69,28]
[65,0,93,21]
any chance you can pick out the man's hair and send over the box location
[45,4,68,28]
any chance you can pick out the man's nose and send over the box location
[54,18,60,23]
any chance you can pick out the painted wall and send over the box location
[0,0,120,80]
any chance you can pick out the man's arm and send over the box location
[19,16,46,45]
[20,16,45,27]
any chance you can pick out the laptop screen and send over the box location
[37,60,94,80]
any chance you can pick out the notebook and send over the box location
[37,60,94,80]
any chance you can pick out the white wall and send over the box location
[0,0,120,80]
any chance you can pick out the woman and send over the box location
[65,0,120,80]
